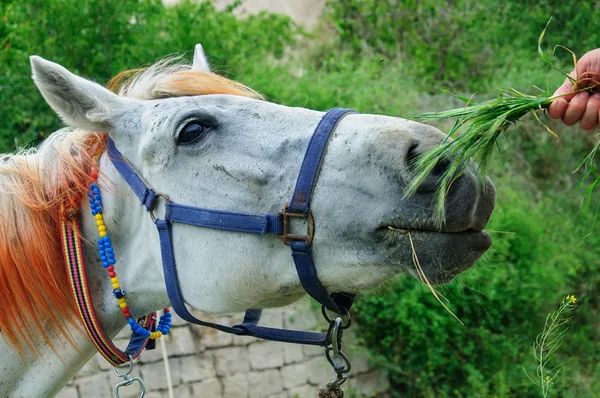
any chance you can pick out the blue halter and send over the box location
[106,108,357,346]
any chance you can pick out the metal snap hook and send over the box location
[112,355,134,378]
[321,305,352,329]
[112,354,146,398]
[115,376,146,398]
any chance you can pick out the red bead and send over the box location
[107,266,114,272]
[91,171,99,180]
[121,308,129,314]
[109,272,116,278]
[163,308,170,313]
[123,312,131,318]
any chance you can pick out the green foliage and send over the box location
[325,0,600,93]
[0,0,295,150]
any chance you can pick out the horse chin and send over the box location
[380,228,492,285]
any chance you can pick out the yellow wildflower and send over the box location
[565,294,577,304]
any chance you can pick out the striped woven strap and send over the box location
[61,216,155,366]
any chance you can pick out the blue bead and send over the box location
[165,313,172,318]
[106,248,114,254]
[101,256,107,262]
[128,319,136,325]
[103,236,111,242]
[104,241,112,248]
[107,254,115,260]
[99,250,105,256]
[113,288,126,299]
[109,259,116,265]
[102,262,109,268]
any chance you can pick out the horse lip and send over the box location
[377,225,484,234]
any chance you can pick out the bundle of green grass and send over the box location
[407,20,598,223]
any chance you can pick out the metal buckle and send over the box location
[278,204,314,246]
[149,193,171,222]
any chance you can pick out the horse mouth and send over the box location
[377,225,492,284]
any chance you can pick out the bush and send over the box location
[324,0,600,94]
[0,0,296,151]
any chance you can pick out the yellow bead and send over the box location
[95,214,103,220]
[118,298,126,304]
[99,231,107,238]
[155,331,162,338]
[98,225,106,232]
[110,277,118,284]
[112,283,120,289]
[119,302,127,308]
[96,220,104,226]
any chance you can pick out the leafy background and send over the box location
[1,1,599,397]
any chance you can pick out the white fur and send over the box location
[191,44,211,72]
[0,52,494,396]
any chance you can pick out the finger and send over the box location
[548,98,568,119]
[552,70,578,100]
[562,91,590,126]
[580,93,600,130]
[575,48,600,90]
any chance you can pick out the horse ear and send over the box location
[30,56,128,132]
[191,44,211,72]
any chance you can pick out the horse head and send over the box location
[29,47,495,316]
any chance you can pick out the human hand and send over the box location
[548,48,600,130]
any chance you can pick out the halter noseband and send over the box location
[106,108,357,346]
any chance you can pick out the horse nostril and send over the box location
[406,143,420,172]
[431,159,450,177]
[405,144,451,193]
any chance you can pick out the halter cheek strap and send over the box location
[106,108,357,346]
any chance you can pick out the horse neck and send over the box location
[0,150,168,397]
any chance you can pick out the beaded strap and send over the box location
[60,167,170,366]
[61,216,154,365]
[87,168,172,340]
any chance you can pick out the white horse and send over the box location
[0,45,495,397]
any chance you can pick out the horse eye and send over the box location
[177,121,206,145]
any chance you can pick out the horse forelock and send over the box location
[0,129,106,357]
[107,56,262,100]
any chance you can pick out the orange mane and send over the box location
[1,60,260,357]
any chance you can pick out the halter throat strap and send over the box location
[106,108,356,346]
